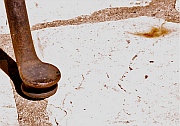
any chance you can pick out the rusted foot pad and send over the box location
[21,83,58,99]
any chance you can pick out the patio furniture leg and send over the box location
[4,0,61,99]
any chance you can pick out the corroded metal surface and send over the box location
[4,0,61,99]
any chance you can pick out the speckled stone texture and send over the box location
[0,0,179,126]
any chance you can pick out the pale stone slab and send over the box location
[31,16,179,126]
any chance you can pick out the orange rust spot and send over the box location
[130,25,171,38]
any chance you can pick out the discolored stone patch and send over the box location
[129,25,172,38]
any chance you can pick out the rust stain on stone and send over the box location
[131,25,171,38]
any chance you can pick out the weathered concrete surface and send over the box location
[0,0,179,126]
[37,17,179,126]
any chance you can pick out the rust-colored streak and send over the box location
[131,26,171,38]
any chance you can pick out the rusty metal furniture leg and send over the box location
[4,0,61,99]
